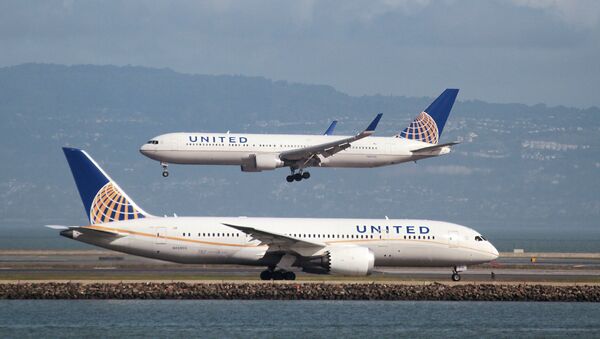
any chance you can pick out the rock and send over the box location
[0,282,598,301]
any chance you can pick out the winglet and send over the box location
[323,120,338,135]
[365,113,383,134]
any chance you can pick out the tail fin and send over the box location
[62,147,151,224]
[323,120,338,135]
[399,89,458,144]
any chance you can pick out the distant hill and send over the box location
[0,63,598,250]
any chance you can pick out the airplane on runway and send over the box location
[140,89,460,182]
[50,147,498,281]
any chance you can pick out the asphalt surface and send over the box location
[0,251,599,283]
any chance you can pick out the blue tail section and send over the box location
[423,88,458,136]
[62,147,149,224]
[323,120,338,135]
[399,89,458,144]
[366,113,383,132]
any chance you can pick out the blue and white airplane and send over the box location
[140,89,460,182]
[49,147,498,281]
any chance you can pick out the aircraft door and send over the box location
[448,231,459,248]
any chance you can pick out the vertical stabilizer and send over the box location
[399,89,459,144]
[62,147,151,224]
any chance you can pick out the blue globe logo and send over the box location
[90,182,144,224]
[400,112,439,144]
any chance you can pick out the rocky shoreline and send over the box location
[0,282,599,301]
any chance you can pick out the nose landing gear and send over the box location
[451,265,467,281]
[161,162,169,178]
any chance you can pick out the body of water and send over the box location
[0,300,598,338]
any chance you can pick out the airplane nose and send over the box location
[139,144,150,155]
[489,244,499,260]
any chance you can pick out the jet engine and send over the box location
[241,154,284,172]
[301,247,375,276]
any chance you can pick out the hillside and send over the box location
[0,63,598,250]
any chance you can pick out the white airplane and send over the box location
[51,147,498,281]
[140,89,460,182]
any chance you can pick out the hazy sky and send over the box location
[1,0,599,107]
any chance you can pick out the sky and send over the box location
[1,0,599,108]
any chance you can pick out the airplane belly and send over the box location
[373,242,461,267]
[322,154,411,168]
[152,150,246,166]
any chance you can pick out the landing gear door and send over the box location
[156,227,167,245]
[448,231,459,248]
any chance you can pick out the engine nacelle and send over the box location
[241,154,284,172]
[302,247,375,276]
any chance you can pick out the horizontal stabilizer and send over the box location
[59,226,127,239]
[411,141,459,153]
[44,225,73,230]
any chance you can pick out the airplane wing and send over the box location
[280,113,383,162]
[323,120,338,135]
[411,141,459,154]
[222,223,324,248]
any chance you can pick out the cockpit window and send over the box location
[475,235,487,241]
[147,140,159,144]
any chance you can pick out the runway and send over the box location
[0,250,598,283]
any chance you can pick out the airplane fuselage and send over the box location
[62,216,498,268]
[140,132,451,169]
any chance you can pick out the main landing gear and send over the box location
[286,170,310,183]
[260,268,296,281]
[161,162,169,178]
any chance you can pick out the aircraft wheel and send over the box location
[260,270,273,281]
[286,175,294,183]
[451,273,461,282]
[272,271,284,280]
[293,173,303,181]
[302,172,310,179]
[283,271,296,280]
[162,171,169,178]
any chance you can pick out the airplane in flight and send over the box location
[140,89,460,182]
[50,147,498,281]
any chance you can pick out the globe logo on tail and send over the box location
[399,112,439,144]
[90,182,145,224]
